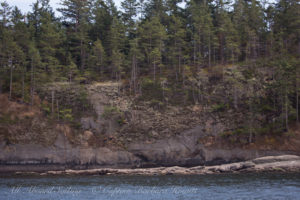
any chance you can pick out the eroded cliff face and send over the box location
[0,82,300,172]
[0,133,140,172]
[0,128,297,172]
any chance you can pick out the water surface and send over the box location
[1,173,300,200]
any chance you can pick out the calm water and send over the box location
[1,173,300,200]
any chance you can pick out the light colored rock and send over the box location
[83,131,93,140]
[10,155,300,176]
[151,130,159,137]
[80,117,102,132]
[34,155,300,175]
[252,155,300,164]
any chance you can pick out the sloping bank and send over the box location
[0,127,299,173]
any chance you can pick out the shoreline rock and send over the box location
[2,131,298,170]
[8,155,300,176]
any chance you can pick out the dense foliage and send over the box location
[0,0,299,141]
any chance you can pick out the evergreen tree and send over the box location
[0,1,11,69]
[89,39,105,74]
[121,0,139,37]
[0,1,12,96]
[232,0,248,61]
[0,0,299,139]
[188,0,214,68]
[107,15,125,79]
[11,7,29,101]
[90,0,113,55]
[215,0,239,64]
[167,14,186,81]
[274,0,300,56]
[145,0,167,20]
[37,0,62,81]
[129,37,143,94]
[28,43,41,105]
[139,16,167,81]
[58,0,91,70]
[233,0,264,61]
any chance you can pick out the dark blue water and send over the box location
[1,173,300,200]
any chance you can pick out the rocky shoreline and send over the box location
[11,155,300,176]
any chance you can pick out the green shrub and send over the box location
[0,114,16,125]
[211,102,228,112]
[117,116,126,125]
[60,108,73,122]
[41,103,51,115]
[71,121,82,129]
[102,106,120,119]
[75,87,91,110]
[259,104,274,113]
[140,78,163,101]
[149,99,165,110]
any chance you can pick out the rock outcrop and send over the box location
[127,126,297,167]
[32,155,300,175]
[0,128,298,173]
[1,82,300,173]
[0,133,140,172]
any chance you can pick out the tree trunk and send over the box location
[249,100,253,144]
[9,57,13,101]
[219,34,224,65]
[193,38,196,67]
[21,66,25,103]
[249,83,254,144]
[178,46,181,83]
[30,59,35,106]
[162,82,165,101]
[281,91,284,128]
[153,61,156,82]
[80,38,84,71]
[130,55,134,94]
[272,70,276,130]
[56,99,59,120]
[297,84,299,123]
[0,68,2,94]
[198,83,201,103]
[131,54,138,95]
[208,33,211,68]
[297,80,299,123]
[234,86,238,109]
[285,87,289,131]
[117,72,121,95]
[182,58,185,87]
[51,90,55,115]
[213,47,216,65]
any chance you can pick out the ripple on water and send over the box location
[1,173,300,200]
